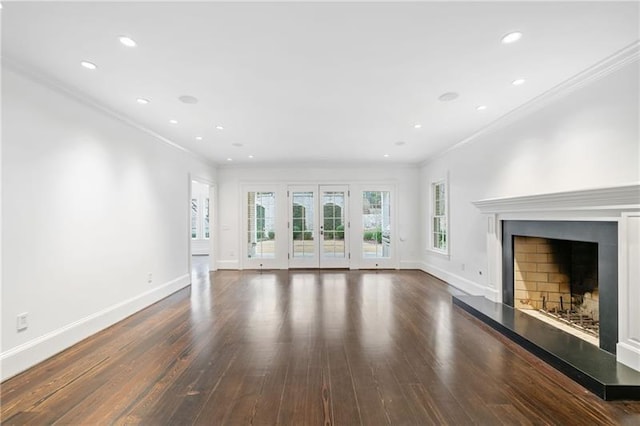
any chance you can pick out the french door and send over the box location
[288,185,350,268]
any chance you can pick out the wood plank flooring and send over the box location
[2,266,640,425]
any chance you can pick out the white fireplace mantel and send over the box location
[473,183,640,216]
[473,183,640,372]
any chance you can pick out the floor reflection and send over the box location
[359,273,393,355]
[289,272,318,338]
[321,273,347,341]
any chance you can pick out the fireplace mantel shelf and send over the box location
[473,183,640,214]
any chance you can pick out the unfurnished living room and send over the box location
[1,1,640,424]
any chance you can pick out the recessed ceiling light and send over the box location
[501,31,523,44]
[226,158,233,162]
[476,105,487,111]
[414,124,422,129]
[232,142,243,147]
[118,36,137,47]
[438,92,459,102]
[169,119,178,124]
[195,136,203,141]
[136,98,149,105]
[248,155,254,159]
[215,125,224,130]
[512,78,526,86]
[179,95,198,104]
[81,61,97,70]
[383,154,390,158]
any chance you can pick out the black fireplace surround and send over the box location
[502,220,618,354]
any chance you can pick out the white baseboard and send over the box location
[0,274,190,382]
[400,260,423,269]
[484,286,500,302]
[617,340,640,372]
[418,261,488,296]
[216,259,240,270]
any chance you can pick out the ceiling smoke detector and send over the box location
[438,92,459,102]
[179,95,198,104]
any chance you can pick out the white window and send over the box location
[191,198,198,239]
[247,191,276,259]
[191,196,210,240]
[203,198,210,239]
[431,180,448,253]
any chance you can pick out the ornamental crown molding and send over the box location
[422,40,640,167]
[473,184,640,215]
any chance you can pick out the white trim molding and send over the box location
[422,41,640,167]
[0,274,190,381]
[2,56,217,169]
[473,183,640,372]
[419,261,487,297]
[473,183,640,215]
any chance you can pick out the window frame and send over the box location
[429,177,449,256]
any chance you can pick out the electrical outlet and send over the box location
[147,273,153,283]
[17,312,28,331]
[461,263,466,271]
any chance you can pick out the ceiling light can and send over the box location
[501,31,523,44]
[81,61,97,70]
[118,36,137,47]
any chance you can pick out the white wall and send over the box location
[419,60,639,295]
[1,67,216,380]
[216,165,420,270]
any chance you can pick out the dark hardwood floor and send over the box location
[2,265,640,425]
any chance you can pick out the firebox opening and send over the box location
[513,236,599,344]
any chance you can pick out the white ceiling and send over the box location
[2,1,638,166]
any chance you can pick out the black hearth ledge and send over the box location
[452,295,640,401]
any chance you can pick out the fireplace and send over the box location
[502,221,618,354]
[513,236,600,341]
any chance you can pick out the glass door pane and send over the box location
[320,185,349,268]
[289,186,319,268]
[247,191,276,259]
[292,191,315,259]
[362,191,390,259]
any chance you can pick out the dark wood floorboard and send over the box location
[2,266,640,425]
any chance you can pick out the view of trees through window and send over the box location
[248,192,276,258]
[432,181,447,252]
[362,191,390,258]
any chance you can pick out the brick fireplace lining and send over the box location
[502,220,618,354]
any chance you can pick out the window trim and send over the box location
[428,176,450,257]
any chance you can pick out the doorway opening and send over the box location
[190,180,212,273]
